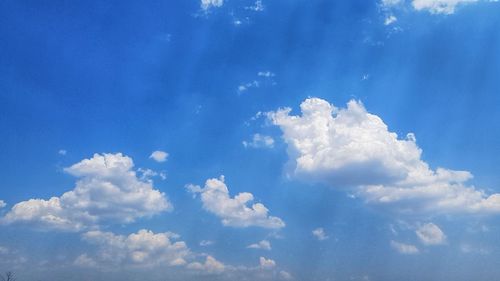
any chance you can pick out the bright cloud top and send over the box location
[186,176,285,229]
[269,98,500,215]
[1,153,172,231]
[78,229,189,267]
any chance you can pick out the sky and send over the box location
[1,0,500,280]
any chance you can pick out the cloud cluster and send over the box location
[201,0,224,10]
[382,0,482,14]
[269,98,500,215]
[77,229,189,267]
[187,256,226,273]
[2,153,172,231]
[186,176,285,228]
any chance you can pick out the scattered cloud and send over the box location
[200,240,214,247]
[187,256,225,274]
[390,240,420,254]
[237,71,276,94]
[247,240,271,250]
[269,98,500,215]
[201,0,224,10]
[150,150,169,162]
[186,176,285,229]
[0,200,6,208]
[412,0,478,14]
[245,0,265,12]
[58,149,67,156]
[2,153,172,231]
[243,134,275,149]
[259,257,276,269]
[312,228,329,241]
[416,223,447,245]
[137,168,167,181]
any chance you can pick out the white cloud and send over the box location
[412,0,478,14]
[258,71,275,78]
[259,257,276,270]
[269,98,500,215]
[416,223,447,245]
[238,81,260,94]
[186,176,285,229]
[279,270,294,280]
[243,134,275,149]
[2,153,172,231]
[390,240,420,254]
[312,228,329,241]
[381,0,402,6]
[384,15,398,25]
[187,256,225,274]
[0,200,6,208]
[200,240,214,247]
[150,150,169,162]
[201,0,224,10]
[58,149,67,156]
[246,0,265,11]
[73,254,97,267]
[79,229,189,268]
[247,240,271,250]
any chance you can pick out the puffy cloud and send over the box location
[149,150,169,162]
[247,240,271,250]
[390,240,420,254]
[269,98,500,215]
[259,257,276,269]
[0,200,6,208]
[201,0,224,10]
[79,229,189,268]
[186,176,285,229]
[187,256,225,274]
[412,0,478,14]
[312,228,329,241]
[416,223,447,245]
[243,134,275,149]
[2,153,172,231]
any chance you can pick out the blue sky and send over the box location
[1,0,500,280]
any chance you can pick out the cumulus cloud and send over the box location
[416,223,447,245]
[243,134,275,149]
[78,229,189,268]
[186,176,285,229]
[259,257,276,270]
[390,240,420,254]
[247,240,271,250]
[0,200,6,208]
[412,0,478,14]
[150,150,169,162]
[279,270,294,280]
[201,0,224,10]
[312,228,329,241]
[2,153,172,231]
[187,256,226,274]
[269,98,500,215]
